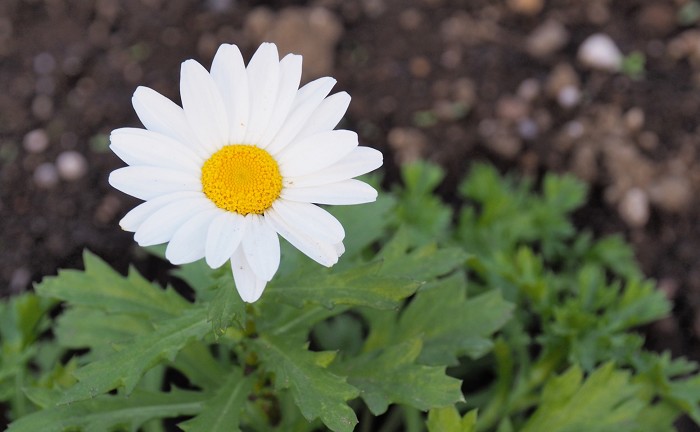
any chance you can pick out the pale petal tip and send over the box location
[237,279,267,303]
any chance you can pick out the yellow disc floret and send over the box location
[201,145,282,215]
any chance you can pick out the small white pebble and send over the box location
[34,162,59,188]
[557,85,581,108]
[33,52,56,75]
[23,129,49,153]
[578,33,623,72]
[618,187,649,227]
[56,150,88,181]
[564,121,585,138]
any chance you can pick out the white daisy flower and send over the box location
[108,42,383,303]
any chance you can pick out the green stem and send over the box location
[477,349,562,431]
[403,406,425,432]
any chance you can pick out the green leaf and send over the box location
[36,250,189,319]
[395,272,513,365]
[377,228,468,280]
[206,275,246,334]
[541,172,587,213]
[179,368,253,432]
[255,334,359,432]
[521,363,645,432]
[8,390,205,432]
[427,406,477,432]
[365,272,513,365]
[59,308,210,404]
[54,307,150,351]
[342,338,463,415]
[396,161,453,242]
[266,261,419,310]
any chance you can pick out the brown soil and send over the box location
[2,0,700,398]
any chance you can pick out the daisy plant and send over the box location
[4,45,700,432]
[109,42,382,302]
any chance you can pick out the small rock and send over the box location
[618,187,650,227]
[571,145,598,182]
[546,63,580,99]
[9,267,31,294]
[557,85,581,108]
[94,194,121,225]
[507,0,544,16]
[399,9,423,30]
[440,45,462,69]
[453,78,476,104]
[564,120,585,139]
[496,96,528,121]
[517,118,539,140]
[206,0,234,12]
[649,176,692,213]
[245,7,343,80]
[526,20,570,58]
[31,95,53,120]
[361,0,386,18]
[33,52,56,75]
[489,133,522,160]
[23,129,49,153]
[33,162,59,188]
[387,127,427,164]
[517,78,541,102]
[624,107,645,133]
[637,3,676,37]
[56,150,88,181]
[638,131,659,151]
[480,120,522,160]
[409,56,431,78]
[578,33,623,72]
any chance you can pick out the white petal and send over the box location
[165,209,220,265]
[281,179,378,205]
[180,59,229,153]
[272,200,344,244]
[265,77,337,155]
[278,130,358,178]
[334,242,345,257]
[258,54,303,149]
[119,191,203,232]
[293,77,337,108]
[244,43,280,145]
[109,166,201,201]
[134,196,215,246]
[210,44,250,144]
[265,208,339,267]
[231,248,267,303]
[131,86,204,157]
[296,91,351,139]
[241,214,280,281]
[110,128,202,172]
[205,211,248,269]
[284,146,383,188]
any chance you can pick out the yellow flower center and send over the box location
[201,145,282,215]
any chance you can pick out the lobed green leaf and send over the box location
[254,334,359,432]
[8,390,205,432]
[179,368,253,432]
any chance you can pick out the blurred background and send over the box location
[2,0,700,361]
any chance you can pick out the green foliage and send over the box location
[427,406,478,432]
[520,363,645,432]
[2,160,699,432]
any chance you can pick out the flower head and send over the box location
[109,43,382,302]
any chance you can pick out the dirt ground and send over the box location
[2,0,700,380]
